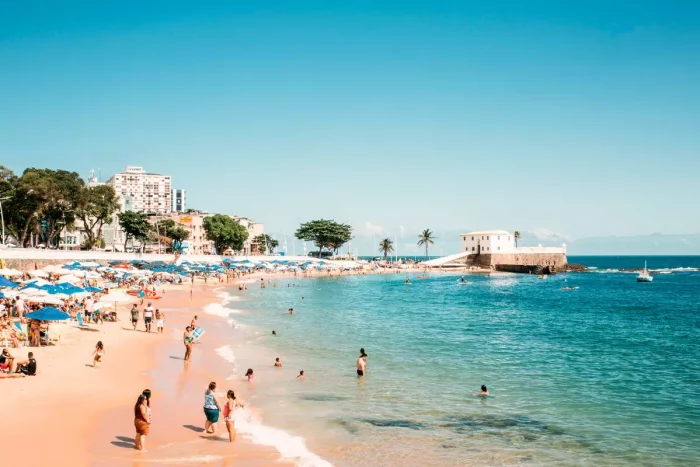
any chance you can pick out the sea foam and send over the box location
[215,344,237,380]
[236,409,334,467]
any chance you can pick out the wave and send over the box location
[203,302,236,318]
[215,345,237,380]
[651,267,700,273]
[236,409,334,467]
[134,455,223,463]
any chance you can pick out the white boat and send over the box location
[637,261,653,282]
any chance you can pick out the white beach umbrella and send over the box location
[57,275,82,284]
[20,288,49,297]
[79,261,101,268]
[28,295,64,305]
[22,278,51,287]
[85,271,101,279]
[28,270,49,278]
[0,268,23,277]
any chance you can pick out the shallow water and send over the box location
[225,257,700,466]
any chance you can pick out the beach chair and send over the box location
[13,322,29,347]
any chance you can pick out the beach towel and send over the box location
[76,313,87,327]
[192,327,204,340]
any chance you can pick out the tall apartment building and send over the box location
[106,166,172,214]
[171,189,186,213]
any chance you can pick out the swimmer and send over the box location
[473,385,489,396]
[357,349,367,376]
[272,330,277,336]
[288,308,294,314]
[274,358,282,367]
[405,278,411,284]
[297,370,305,379]
[245,368,254,382]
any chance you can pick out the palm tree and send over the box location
[417,229,436,259]
[514,231,521,248]
[378,238,394,261]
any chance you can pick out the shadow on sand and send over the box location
[111,436,135,449]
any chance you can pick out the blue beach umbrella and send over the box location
[25,307,71,321]
[0,276,18,288]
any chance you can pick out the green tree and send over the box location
[514,231,521,247]
[417,229,436,259]
[378,238,394,261]
[252,234,279,255]
[75,185,119,249]
[118,211,152,251]
[5,168,83,246]
[294,219,352,256]
[203,214,249,254]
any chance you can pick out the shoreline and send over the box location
[2,282,298,467]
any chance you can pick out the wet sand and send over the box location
[1,282,290,467]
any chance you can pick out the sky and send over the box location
[1,1,699,254]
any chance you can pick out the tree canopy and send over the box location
[0,167,85,247]
[417,229,436,259]
[295,219,352,256]
[203,214,248,254]
[75,185,119,249]
[378,238,394,260]
[118,211,151,251]
[252,233,279,255]
[153,218,190,252]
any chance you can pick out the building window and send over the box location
[482,236,484,240]
[498,236,500,240]
[472,247,475,251]
[472,236,474,241]
[498,246,500,250]
[487,236,490,240]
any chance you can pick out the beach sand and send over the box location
[1,281,291,467]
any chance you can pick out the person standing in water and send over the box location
[357,349,367,376]
[183,326,193,361]
[224,390,243,443]
[245,368,254,382]
[203,381,221,435]
[473,385,489,396]
[274,358,282,367]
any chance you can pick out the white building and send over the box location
[106,166,172,214]
[171,189,186,213]
[461,230,515,254]
[231,216,265,255]
[167,211,214,255]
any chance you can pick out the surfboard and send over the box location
[192,327,205,340]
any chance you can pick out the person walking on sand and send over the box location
[143,302,154,333]
[130,304,139,331]
[155,309,165,334]
[92,341,104,367]
[224,390,243,443]
[138,289,145,306]
[134,393,150,450]
[203,381,221,435]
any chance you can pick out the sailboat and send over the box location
[637,261,653,283]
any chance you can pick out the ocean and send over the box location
[219,256,700,466]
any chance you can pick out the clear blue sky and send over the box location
[1,1,699,250]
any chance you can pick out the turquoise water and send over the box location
[226,257,700,466]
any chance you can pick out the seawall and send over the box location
[471,252,568,274]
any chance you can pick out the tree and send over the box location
[514,231,521,247]
[252,234,279,255]
[294,219,352,256]
[203,214,249,255]
[378,238,394,261]
[417,229,436,259]
[118,211,151,251]
[75,185,119,249]
[5,168,84,247]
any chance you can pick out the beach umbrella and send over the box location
[28,270,49,278]
[0,268,23,277]
[25,307,70,321]
[79,261,101,268]
[57,275,82,284]
[86,286,103,293]
[26,295,64,305]
[0,276,18,288]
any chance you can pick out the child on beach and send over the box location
[245,368,254,382]
[297,370,305,379]
[224,390,243,443]
[274,358,282,367]
[92,341,104,367]
[183,326,193,361]
[155,309,164,334]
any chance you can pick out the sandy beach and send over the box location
[1,280,292,467]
